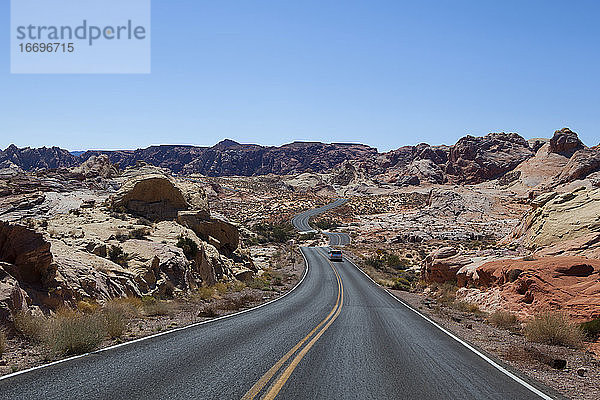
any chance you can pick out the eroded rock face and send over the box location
[503,187,600,257]
[457,257,600,321]
[445,132,533,184]
[112,175,191,220]
[0,222,55,285]
[0,144,79,171]
[549,128,584,156]
[0,263,29,323]
[422,247,472,283]
[557,148,600,184]
[177,212,239,253]
[72,154,119,179]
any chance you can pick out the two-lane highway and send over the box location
[291,198,351,246]
[0,201,559,399]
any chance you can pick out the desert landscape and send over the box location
[1,127,599,398]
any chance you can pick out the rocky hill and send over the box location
[2,129,599,186]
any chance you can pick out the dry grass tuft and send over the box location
[213,282,228,295]
[0,329,6,357]
[198,303,219,318]
[524,311,584,348]
[221,292,260,311]
[46,308,105,355]
[141,297,173,317]
[488,310,519,330]
[230,281,247,292]
[102,300,138,339]
[195,287,215,301]
[13,311,47,343]
[77,300,100,314]
[452,300,482,314]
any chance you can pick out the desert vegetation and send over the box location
[524,311,585,349]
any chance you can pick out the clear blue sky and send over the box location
[2,0,599,152]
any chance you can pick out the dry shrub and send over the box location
[453,300,482,314]
[102,300,138,339]
[488,310,518,329]
[214,282,228,295]
[141,297,172,317]
[195,287,215,301]
[230,281,246,292]
[77,300,100,314]
[47,308,105,355]
[13,311,47,343]
[430,282,457,306]
[198,303,219,318]
[112,296,143,310]
[0,329,6,357]
[524,311,584,348]
[221,292,259,311]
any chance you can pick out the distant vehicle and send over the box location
[329,249,343,262]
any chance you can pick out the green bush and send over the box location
[391,277,411,291]
[364,251,411,270]
[313,218,340,230]
[299,232,317,241]
[252,222,295,243]
[177,236,198,260]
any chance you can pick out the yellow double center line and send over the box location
[241,251,344,400]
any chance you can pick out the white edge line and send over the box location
[0,255,310,382]
[343,256,556,400]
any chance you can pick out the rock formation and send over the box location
[456,257,600,321]
[444,132,534,184]
[549,128,584,156]
[503,187,600,258]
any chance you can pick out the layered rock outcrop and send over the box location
[422,247,470,283]
[503,187,600,258]
[457,257,600,321]
[444,132,534,184]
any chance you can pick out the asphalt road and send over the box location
[0,202,559,400]
[0,247,557,400]
[291,198,351,246]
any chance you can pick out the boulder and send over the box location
[422,247,472,283]
[502,187,600,257]
[72,154,119,179]
[0,263,29,324]
[549,128,584,156]
[112,174,197,221]
[177,212,239,253]
[121,239,197,295]
[557,148,600,184]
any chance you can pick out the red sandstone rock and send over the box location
[458,257,600,322]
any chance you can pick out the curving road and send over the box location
[291,198,351,246]
[0,247,557,400]
[0,204,560,400]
